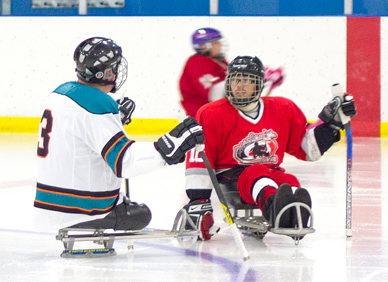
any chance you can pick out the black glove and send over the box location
[117,97,135,125]
[318,96,343,130]
[318,94,357,130]
[341,94,357,117]
[154,117,205,165]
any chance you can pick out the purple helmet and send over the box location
[192,28,222,54]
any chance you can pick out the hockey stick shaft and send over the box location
[344,123,352,237]
[196,145,250,261]
[123,178,134,249]
[125,178,130,199]
[331,83,352,237]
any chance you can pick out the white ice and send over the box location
[1,133,388,282]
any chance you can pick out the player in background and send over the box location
[179,27,285,117]
[34,37,204,232]
[182,56,357,240]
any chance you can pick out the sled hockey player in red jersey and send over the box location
[34,37,204,232]
[182,56,357,241]
[179,27,285,117]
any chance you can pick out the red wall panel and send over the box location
[347,17,380,137]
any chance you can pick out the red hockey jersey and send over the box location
[179,54,228,117]
[186,97,308,172]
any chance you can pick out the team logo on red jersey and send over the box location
[233,130,278,164]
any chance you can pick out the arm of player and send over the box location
[120,142,166,178]
[120,117,205,178]
[262,67,285,97]
[208,80,225,102]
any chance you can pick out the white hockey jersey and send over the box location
[34,82,165,215]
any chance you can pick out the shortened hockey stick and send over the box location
[196,144,250,261]
[331,83,353,237]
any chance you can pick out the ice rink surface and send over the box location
[1,133,388,282]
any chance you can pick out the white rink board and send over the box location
[0,16,354,120]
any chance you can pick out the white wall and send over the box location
[2,16,383,121]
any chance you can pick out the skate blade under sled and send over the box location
[56,208,199,258]
[220,184,315,245]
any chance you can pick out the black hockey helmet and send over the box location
[225,56,266,110]
[74,37,128,93]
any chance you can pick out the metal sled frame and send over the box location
[270,202,315,243]
[220,184,315,244]
[56,209,199,258]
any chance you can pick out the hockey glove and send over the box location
[117,97,136,125]
[183,199,220,241]
[318,96,343,130]
[341,94,357,117]
[154,117,205,165]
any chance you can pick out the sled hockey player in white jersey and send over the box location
[182,56,357,241]
[34,37,204,233]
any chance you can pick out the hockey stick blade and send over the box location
[331,83,353,237]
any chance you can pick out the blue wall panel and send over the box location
[219,0,343,15]
[3,0,388,16]
[279,0,343,16]
[10,0,209,16]
[219,0,279,15]
[353,0,388,15]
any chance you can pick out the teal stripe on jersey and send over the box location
[35,187,118,213]
[54,81,119,115]
[105,135,133,175]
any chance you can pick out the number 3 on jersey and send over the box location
[37,110,53,158]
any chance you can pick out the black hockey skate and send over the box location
[269,184,315,244]
[291,188,312,240]
[270,184,294,228]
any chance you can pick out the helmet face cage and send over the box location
[225,56,266,108]
[225,72,264,107]
[192,28,223,55]
[74,37,128,93]
[111,56,128,93]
